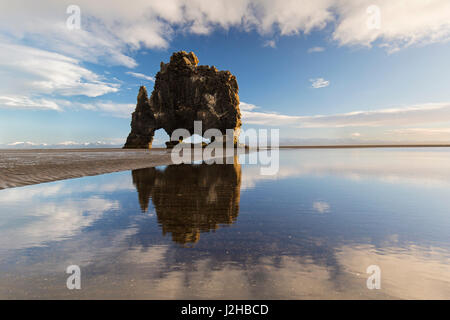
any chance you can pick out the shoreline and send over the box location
[0,149,174,190]
[1,145,449,190]
[0,148,246,190]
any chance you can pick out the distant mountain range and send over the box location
[0,141,124,149]
[1,138,448,149]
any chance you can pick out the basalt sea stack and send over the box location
[124,51,241,149]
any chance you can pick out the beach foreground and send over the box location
[0,148,174,190]
[2,145,450,190]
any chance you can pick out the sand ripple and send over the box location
[0,148,172,189]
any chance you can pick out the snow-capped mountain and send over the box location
[1,141,124,149]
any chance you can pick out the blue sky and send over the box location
[1,0,450,146]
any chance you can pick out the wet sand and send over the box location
[2,145,449,190]
[0,148,174,190]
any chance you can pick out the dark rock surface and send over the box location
[124,51,241,148]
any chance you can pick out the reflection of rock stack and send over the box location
[131,159,241,244]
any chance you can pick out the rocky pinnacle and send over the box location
[124,51,241,148]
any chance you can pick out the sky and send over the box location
[1,0,450,146]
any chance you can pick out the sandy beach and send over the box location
[0,148,175,190]
[2,145,449,190]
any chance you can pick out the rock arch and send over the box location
[124,51,241,149]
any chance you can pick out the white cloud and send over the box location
[308,46,325,53]
[333,0,450,53]
[239,102,259,111]
[1,0,448,71]
[251,0,334,35]
[126,72,155,82]
[86,102,135,118]
[310,78,330,88]
[1,1,450,117]
[0,97,134,118]
[0,95,62,111]
[75,101,135,118]
[263,40,276,48]
[0,43,119,99]
[241,110,300,126]
[351,132,361,137]
[0,42,122,112]
[241,102,450,128]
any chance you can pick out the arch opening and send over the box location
[151,128,170,148]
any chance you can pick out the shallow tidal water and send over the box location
[0,148,449,299]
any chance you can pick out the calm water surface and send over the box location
[0,149,449,299]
